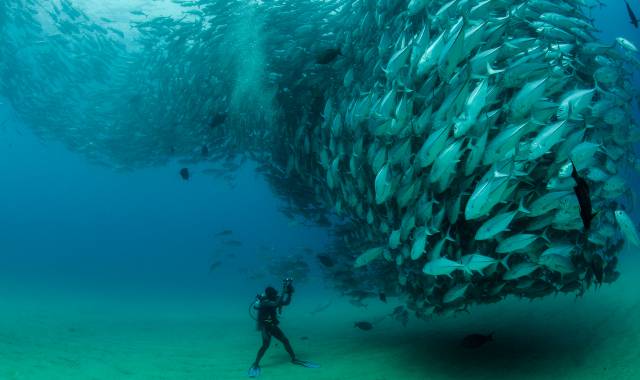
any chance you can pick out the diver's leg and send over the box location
[270,326,296,360]
[253,328,272,367]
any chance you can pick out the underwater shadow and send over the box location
[368,321,600,377]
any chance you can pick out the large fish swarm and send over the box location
[1,0,639,318]
[283,0,640,316]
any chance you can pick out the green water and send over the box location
[1,253,638,380]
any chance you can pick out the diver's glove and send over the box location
[286,284,295,294]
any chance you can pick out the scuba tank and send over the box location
[248,293,263,321]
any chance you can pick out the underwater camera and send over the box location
[283,277,294,293]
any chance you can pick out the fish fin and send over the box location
[500,253,512,271]
[471,73,489,80]
[519,177,535,187]
[486,62,504,75]
[570,159,579,176]
[594,81,614,98]
[445,226,456,242]
[499,258,510,271]
[517,198,531,214]
[541,229,551,244]
[513,169,527,177]
[566,100,574,120]
[528,116,547,126]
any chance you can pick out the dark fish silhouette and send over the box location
[354,321,373,331]
[625,0,639,28]
[344,289,374,299]
[316,48,341,64]
[215,229,233,236]
[310,301,332,315]
[209,261,222,272]
[300,336,309,340]
[210,112,227,128]
[201,145,209,157]
[317,254,334,267]
[570,160,596,231]
[378,291,387,303]
[461,332,493,348]
[179,167,190,180]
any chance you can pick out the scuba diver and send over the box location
[248,278,318,378]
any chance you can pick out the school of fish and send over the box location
[1,0,639,317]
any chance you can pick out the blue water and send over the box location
[0,100,329,301]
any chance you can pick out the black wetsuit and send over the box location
[252,291,296,366]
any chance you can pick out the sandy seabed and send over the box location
[0,254,638,380]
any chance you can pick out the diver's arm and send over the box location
[280,290,292,306]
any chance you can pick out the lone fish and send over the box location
[625,0,639,28]
[354,321,373,330]
[179,167,190,180]
[317,254,335,267]
[570,160,596,231]
[316,47,341,64]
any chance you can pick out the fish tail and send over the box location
[486,62,504,76]
[517,198,531,214]
[500,253,512,271]
[541,228,551,244]
[445,226,456,242]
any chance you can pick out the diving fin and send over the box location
[292,359,320,368]
[248,365,261,378]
